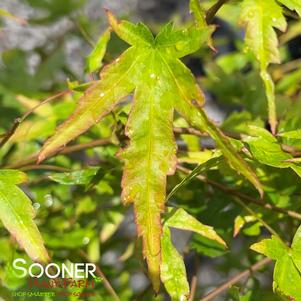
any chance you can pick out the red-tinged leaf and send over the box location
[119,70,177,290]
[106,10,154,47]
[163,56,263,197]
[39,12,262,293]
[39,46,145,162]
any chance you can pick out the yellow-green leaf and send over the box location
[119,68,177,291]
[86,28,111,73]
[0,179,48,262]
[239,0,287,68]
[279,129,301,139]
[165,208,226,247]
[239,0,287,134]
[278,0,301,17]
[39,46,144,161]
[190,0,207,28]
[161,226,189,301]
[251,226,301,300]
[0,169,28,185]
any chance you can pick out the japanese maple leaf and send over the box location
[39,11,262,291]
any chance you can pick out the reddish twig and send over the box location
[0,90,70,148]
[3,138,112,169]
[200,258,271,301]
[177,165,301,221]
[79,250,120,301]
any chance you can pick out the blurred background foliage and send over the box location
[0,0,301,300]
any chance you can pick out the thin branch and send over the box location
[200,257,272,301]
[282,58,301,73]
[20,165,70,172]
[72,18,95,47]
[281,144,301,157]
[20,90,71,123]
[3,138,112,169]
[189,275,198,301]
[0,118,21,148]
[233,196,286,245]
[79,250,120,301]
[177,165,301,221]
[206,0,229,24]
[173,127,240,139]
[0,90,70,148]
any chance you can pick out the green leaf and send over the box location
[273,255,301,301]
[279,129,301,139]
[250,236,287,260]
[39,12,262,290]
[189,0,215,48]
[86,28,111,73]
[291,225,301,273]
[277,0,301,17]
[243,126,292,168]
[38,45,142,161]
[243,126,301,178]
[0,170,28,184]
[106,10,154,47]
[49,167,99,185]
[239,0,286,69]
[239,0,287,134]
[155,22,213,58]
[251,226,301,300]
[0,180,48,262]
[233,215,258,237]
[160,226,189,301]
[165,208,226,247]
[191,234,227,257]
[167,157,221,201]
[190,0,207,28]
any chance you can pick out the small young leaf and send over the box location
[106,10,154,47]
[243,126,291,168]
[190,0,207,28]
[251,226,301,301]
[167,157,221,201]
[165,208,226,247]
[250,236,287,260]
[278,129,301,139]
[189,0,215,48]
[49,167,99,185]
[86,28,111,73]
[160,226,189,301]
[233,215,258,237]
[239,0,287,134]
[239,0,286,69]
[243,126,301,179]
